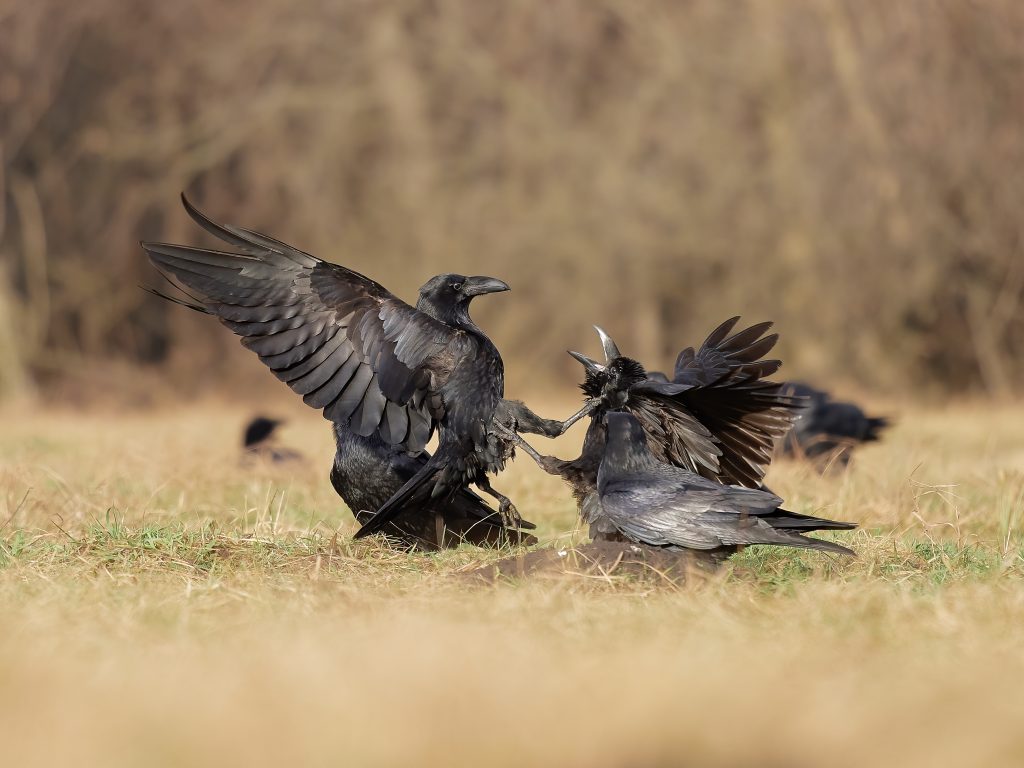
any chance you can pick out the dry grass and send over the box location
[1,398,1023,766]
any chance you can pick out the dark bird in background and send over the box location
[501,317,800,540]
[244,416,282,448]
[596,412,856,561]
[242,416,304,463]
[143,195,579,548]
[778,382,889,468]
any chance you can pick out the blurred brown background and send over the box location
[1,0,1022,406]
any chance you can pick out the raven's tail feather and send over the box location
[761,507,857,532]
[353,462,442,539]
[353,456,537,543]
[441,515,539,548]
[781,533,856,557]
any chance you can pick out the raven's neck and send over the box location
[416,297,480,335]
[599,426,660,485]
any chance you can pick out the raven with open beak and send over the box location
[498,318,802,540]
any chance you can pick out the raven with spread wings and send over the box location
[501,317,801,539]
[142,195,581,544]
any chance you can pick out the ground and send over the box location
[1,398,1023,767]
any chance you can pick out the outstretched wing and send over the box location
[627,317,799,488]
[142,195,455,453]
[672,316,780,386]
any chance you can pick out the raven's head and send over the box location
[416,274,510,325]
[569,326,647,408]
[570,352,647,406]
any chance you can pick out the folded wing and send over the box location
[601,479,853,555]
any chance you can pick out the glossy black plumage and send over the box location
[142,195,534,543]
[779,382,889,467]
[598,413,856,558]
[510,318,801,539]
[330,426,536,550]
[576,318,799,488]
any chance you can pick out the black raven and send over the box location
[330,427,537,550]
[142,195,578,543]
[579,320,799,487]
[331,397,572,548]
[597,412,856,559]
[779,382,889,467]
[500,317,800,539]
[244,416,281,448]
[242,416,303,463]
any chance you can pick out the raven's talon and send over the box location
[499,498,521,529]
[493,421,518,441]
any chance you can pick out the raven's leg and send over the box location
[492,421,575,483]
[552,399,600,435]
[499,398,599,437]
[476,476,521,529]
[493,421,548,465]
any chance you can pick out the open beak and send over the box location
[568,350,605,374]
[593,326,621,362]
[462,276,511,297]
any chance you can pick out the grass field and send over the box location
[2,398,1024,767]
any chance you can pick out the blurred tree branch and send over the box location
[1,0,1023,400]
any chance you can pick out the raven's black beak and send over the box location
[593,326,621,362]
[462,276,510,297]
[568,350,605,374]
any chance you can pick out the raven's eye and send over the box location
[451,282,462,291]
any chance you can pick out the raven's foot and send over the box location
[477,477,522,529]
[497,496,521,529]
[493,422,567,476]
[491,421,532,456]
[493,421,545,464]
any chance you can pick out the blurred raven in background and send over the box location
[241,416,303,463]
[778,382,889,468]
[244,416,281,448]
[143,195,579,546]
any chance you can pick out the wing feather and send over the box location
[142,197,456,452]
[329,365,375,427]
[628,318,800,487]
[305,352,362,409]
